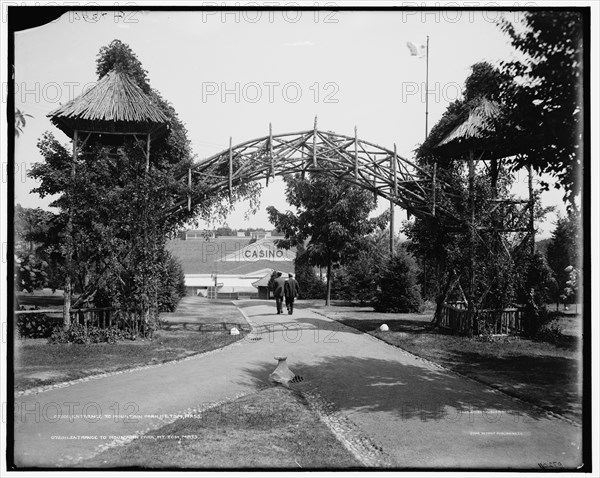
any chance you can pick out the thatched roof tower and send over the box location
[48,69,168,140]
[437,98,501,148]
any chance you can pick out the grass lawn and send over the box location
[160,296,251,331]
[314,303,583,424]
[81,386,361,469]
[14,298,249,392]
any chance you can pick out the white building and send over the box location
[167,236,296,299]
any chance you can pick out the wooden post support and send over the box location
[393,144,398,196]
[229,137,233,202]
[64,129,78,331]
[467,149,475,336]
[373,174,377,205]
[354,126,358,178]
[187,168,192,211]
[432,161,437,216]
[528,163,535,254]
[389,197,395,256]
[146,134,151,172]
[312,116,317,168]
[269,123,274,180]
[390,145,397,256]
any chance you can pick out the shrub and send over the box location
[294,250,327,300]
[373,248,424,313]
[16,310,62,339]
[48,323,128,344]
[534,318,565,344]
[332,246,384,305]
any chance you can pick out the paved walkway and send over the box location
[13,301,582,468]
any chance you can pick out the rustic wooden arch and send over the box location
[174,120,460,232]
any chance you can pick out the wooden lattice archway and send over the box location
[172,120,462,243]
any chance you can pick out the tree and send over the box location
[332,231,387,305]
[293,245,327,300]
[406,60,553,330]
[29,40,259,333]
[96,40,150,93]
[498,11,584,207]
[15,108,32,137]
[267,170,387,305]
[215,226,235,237]
[562,265,580,312]
[373,245,423,313]
[546,212,581,308]
[14,204,62,293]
[15,204,55,255]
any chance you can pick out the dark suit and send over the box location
[273,276,287,314]
[284,278,300,314]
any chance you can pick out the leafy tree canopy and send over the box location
[546,212,581,304]
[267,171,388,305]
[96,39,150,93]
[498,11,583,206]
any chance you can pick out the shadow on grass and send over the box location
[236,356,550,424]
[307,309,582,424]
[442,349,582,423]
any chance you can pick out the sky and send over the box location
[11,8,573,238]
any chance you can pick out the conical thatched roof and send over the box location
[437,98,500,146]
[48,69,168,139]
[434,97,528,160]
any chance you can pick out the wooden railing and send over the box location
[70,307,116,328]
[15,307,116,326]
[439,303,527,336]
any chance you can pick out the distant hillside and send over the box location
[167,237,252,274]
[167,237,295,275]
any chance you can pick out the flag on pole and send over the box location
[406,41,426,59]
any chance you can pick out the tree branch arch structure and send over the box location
[174,122,462,228]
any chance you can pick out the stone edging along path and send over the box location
[15,336,253,398]
[309,308,582,429]
[17,302,259,398]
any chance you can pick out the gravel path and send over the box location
[13,300,582,469]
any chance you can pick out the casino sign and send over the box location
[219,239,296,262]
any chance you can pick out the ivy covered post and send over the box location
[63,129,78,331]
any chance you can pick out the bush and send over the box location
[48,323,128,344]
[534,318,565,345]
[373,248,424,313]
[332,247,383,305]
[16,310,62,339]
[294,250,327,300]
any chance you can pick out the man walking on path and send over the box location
[284,273,300,314]
[272,271,286,314]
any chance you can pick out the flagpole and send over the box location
[425,35,429,140]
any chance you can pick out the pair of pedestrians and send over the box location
[272,272,300,315]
